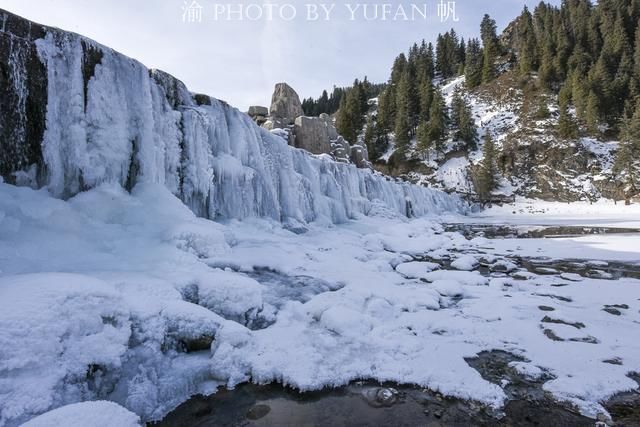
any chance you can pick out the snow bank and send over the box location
[21,401,140,427]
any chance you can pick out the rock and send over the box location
[180,335,214,352]
[603,307,622,316]
[350,144,370,168]
[331,136,351,163]
[362,387,400,407]
[254,115,267,126]
[0,11,48,185]
[248,106,269,117]
[293,116,333,155]
[269,83,304,125]
[246,404,271,420]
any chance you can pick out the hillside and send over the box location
[378,71,621,202]
[299,0,640,203]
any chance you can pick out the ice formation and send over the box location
[1,11,464,224]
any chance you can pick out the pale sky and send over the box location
[2,0,559,110]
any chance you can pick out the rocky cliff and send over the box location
[0,9,464,224]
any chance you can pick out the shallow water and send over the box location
[445,223,640,240]
[156,225,640,426]
[153,380,594,427]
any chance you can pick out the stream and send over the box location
[155,225,640,426]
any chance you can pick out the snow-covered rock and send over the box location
[21,401,141,427]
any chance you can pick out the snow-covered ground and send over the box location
[464,197,640,228]
[1,183,639,425]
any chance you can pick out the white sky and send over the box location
[1,0,559,110]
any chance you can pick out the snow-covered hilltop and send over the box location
[0,9,463,225]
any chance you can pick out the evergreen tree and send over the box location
[336,83,366,144]
[391,54,408,87]
[480,15,499,83]
[585,89,601,136]
[450,90,477,149]
[416,121,431,160]
[457,104,478,150]
[363,114,388,160]
[480,14,498,49]
[517,6,537,75]
[614,104,640,198]
[482,42,498,83]
[465,38,483,88]
[428,88,448,154]
[558,85,578,138]
[394,72,412,151]
[418,78,433,123]
[476,131,499,200]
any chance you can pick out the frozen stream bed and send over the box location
[1,185,639,426]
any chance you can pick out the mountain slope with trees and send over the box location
[318,0,640,203]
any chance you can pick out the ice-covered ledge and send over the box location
[0,8,465,224]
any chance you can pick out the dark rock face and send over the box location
[0,10,48,184]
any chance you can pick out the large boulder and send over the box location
[350,144,370,168]
[293,116,333,155]
[248,106,268,117]
[270,83,304,125]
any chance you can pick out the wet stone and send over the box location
[541,316,585,329]
[569,336,600,344]
[587,270,614,280]
[543,329,564,342]
[246,404,271,420]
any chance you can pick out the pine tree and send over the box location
[480,15,499,83]
[585,89,601,136]
[363,114,388,160]
[336,83,366,144]
[416,121,431,160]
[480,14,498,49]
[518,6,537,75]
[538,35,557,87]
[390,54,408,87]
[428,88,448,154]
[418,78,433,123]
[476,131,498,200]
[450,89,477,149]
[558,85,578,138]
[394,72,412,151]
[336,96,354,143]
[613,104,640,198]
[482,43,498,83]
[377,87,395,134]
[465,38,483,88]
